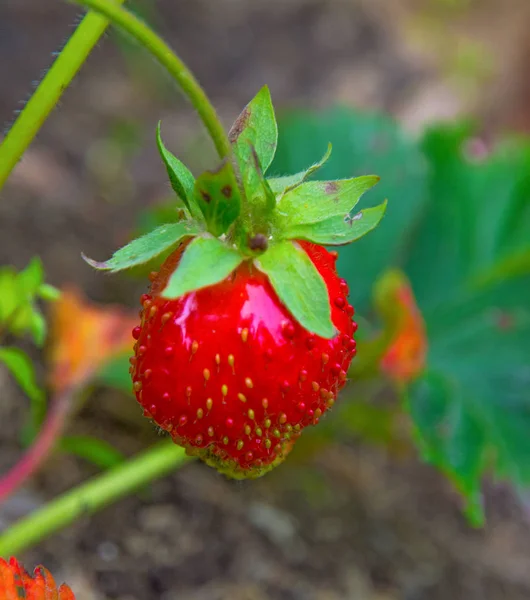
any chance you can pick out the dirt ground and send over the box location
[2,1,530,599]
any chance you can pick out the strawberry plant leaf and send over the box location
[268,143,332,197]
[274,175,380,227]
[0,347,46,432]
[37,283,61,302]
[82,222,200,272]
[256,241,334,338]
[406,123,530,310]
[60,435,126,470]
[270,108,428,311]
[162,236,243,298]
[156,122,202,220]
[194,160,242,237]
[406,276,530,525]
[229,85,278,174]
[280,200,387,245]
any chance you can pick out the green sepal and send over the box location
[268,143,332,197]
[194,160,242,237]
[82,222,200,272]
[162,236,244,298]
[229,85,278,175]
[255,241,335,338]
[275,175,380,226]
[156,122,203,221]
[241,142,276,218]
[282,200,387,245]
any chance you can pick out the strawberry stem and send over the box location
[0,441,192,557]
[0,1,127,192]
[68,0,232,159]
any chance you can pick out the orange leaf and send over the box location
[49,286,137,393]
[0,557,75,600]
[379,279,427,383]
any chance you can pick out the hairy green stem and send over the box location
[0,441,191,557]
[0,3,126,193]
[69,0,231,159]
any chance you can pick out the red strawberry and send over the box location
[130,241,357,478]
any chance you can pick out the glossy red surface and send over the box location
[131,241,356,478]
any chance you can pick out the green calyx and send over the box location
[83,86,387,339]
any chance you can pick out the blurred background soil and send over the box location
[2,1,530,598]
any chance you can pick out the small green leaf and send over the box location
[275,175,379,227]
[229,85,278,174]
[156,122,202,220]
[194,160,242,237]
[256,241,334,338]
[29,310,47,347]
[18,257,44,294]
[60,435,126,470]
[0,347,46,429]
[268,143,332,196]
[82,222,200,272]
[37,283,61,302]
[281,200,387,245]
[162,236,243,298]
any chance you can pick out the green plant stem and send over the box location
[0,441,191,557]
[0,3,126,193]
[69,0,231,159]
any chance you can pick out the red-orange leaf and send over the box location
[49,286,137,393]
[380,279,427,383]
[0,557,75,600]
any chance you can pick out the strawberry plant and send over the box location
[0,1,528,590]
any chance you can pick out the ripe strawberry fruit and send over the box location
[86,86,386,478]
[130,241,357,478]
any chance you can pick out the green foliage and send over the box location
[194,160,242,236]
[162,236,243,298]
[156,122,202,220]
[0,258,56,346]
[60,435,126,470]
[402,125,530,523]
[83,222,200,272]
[271,106,530,524]
[268,143,332,197]
[0,347,46,439]
[256,241,334,338]
[229,85,278,175]
[274,175,380,226]
[270,108,429,311]
[280,200,387,246]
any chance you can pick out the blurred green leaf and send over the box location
[60,435,126,470]
[270,108,428,311]
[0,259,51,345]
[406,124,530,310]
[0,347,46,433]
[406,276,530,524]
